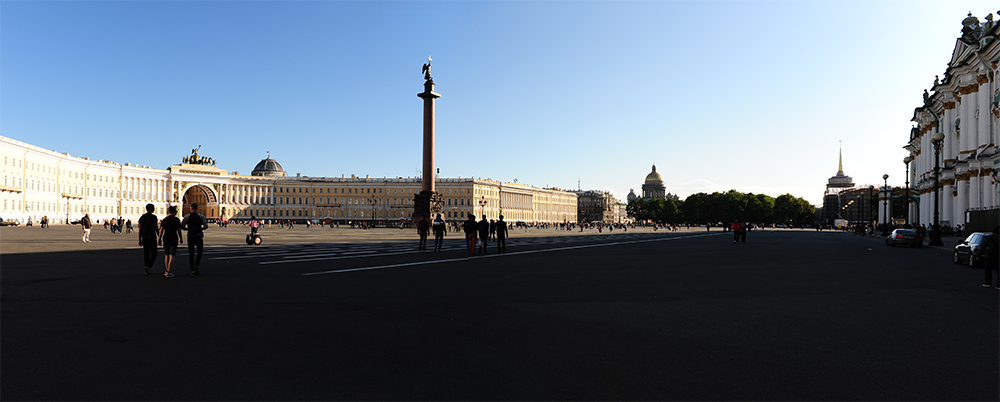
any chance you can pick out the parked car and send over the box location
[885,228,923,247]
[0,219,19,226]
[953,232,993,266]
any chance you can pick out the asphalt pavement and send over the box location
[2,226,997,401]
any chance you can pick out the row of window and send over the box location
[3,155,122,185]
[0,197,156,217]
[272,186,474,195]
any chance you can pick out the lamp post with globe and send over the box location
[881,174,889,236]
[929,133,945,246]
[868,185,875,234]
[903,156,913,226]
[478,196,487,219]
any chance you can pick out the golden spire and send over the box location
[838,141,844,174]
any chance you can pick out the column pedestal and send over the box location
[413,191,442,220]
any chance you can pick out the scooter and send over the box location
[245,232,262,245]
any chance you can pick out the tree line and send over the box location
[626,190,815,226]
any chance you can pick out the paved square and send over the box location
[2,226,997,400]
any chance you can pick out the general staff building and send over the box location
[0,136,577,225]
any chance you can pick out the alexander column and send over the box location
[413,56,443,220]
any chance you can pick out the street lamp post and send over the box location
[903,156,913,226]
[847,200,854,226]
[929,133,945,246]
[882,174,889,236]
[868,185,874,234]
[478,196,487,219]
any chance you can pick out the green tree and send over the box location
[682,193,710,224]
[746,193,775,224]
[773,194,797,225]
[626,198,651,222]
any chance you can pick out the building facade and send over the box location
[820,149,856,225]
[819,148,889,226]
[572,190,621,224]
[908,12,1000,229]
[0,136,576,225]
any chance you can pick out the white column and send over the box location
[956,180,968,227]
[978,74,989,147]
[942,183,953,226]
[962,82,974,154]
[990,179,999,210]
[921,191,930,226]
[942,108,954,162]
[970,169,981,210]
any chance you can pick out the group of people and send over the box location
[102,217,133,234]
[463,214,509,254]
[80,203,209,277]
[731,221,749,243]
[415,213,509,254]
[145,203,207,277]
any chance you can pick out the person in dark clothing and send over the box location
[432,214,447,251]
[478,215,490,254]
[985,226,999,289]
[137,203,158,276]
[463,214,478,255]
[495,215,509,253]
[81,213,92,242]
[158,206,183,278]
[181,203,209,276]
[416,215,430,251]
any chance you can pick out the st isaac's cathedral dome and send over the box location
[641,165,666,199]
[644,165,663,184]
[251,157,286,177]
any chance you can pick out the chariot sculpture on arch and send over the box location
[182,145,217,166]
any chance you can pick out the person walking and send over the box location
[137,204,159,276]
[81,213,92,243]
[432,213,447,252]
[158,206,183,278]
[731,220,741,243]
[477,215,490,254]
[416,215,429,251]
[984,226,1000,290]
[495,215,508,253]
[739,221,748,243]
[249,215,260,236]
[181,203,209,276]
[463,214,478,255]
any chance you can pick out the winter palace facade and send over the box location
[907,11,1000,228]
[0,136,577,225]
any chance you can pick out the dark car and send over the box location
[954,232,993,266]
[885,228,923,248]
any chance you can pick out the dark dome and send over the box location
[252,158,286,177]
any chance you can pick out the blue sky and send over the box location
[2,1,997,205]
